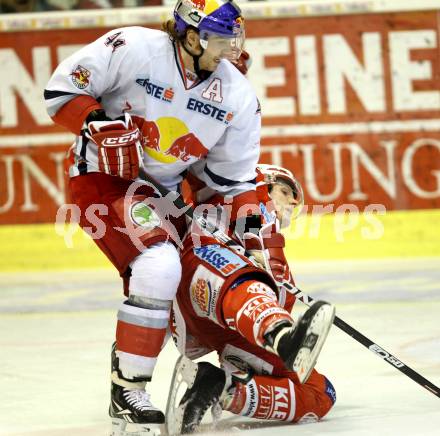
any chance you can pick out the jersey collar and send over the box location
[173,41,203,90]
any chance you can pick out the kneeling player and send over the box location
[167,165,337,434]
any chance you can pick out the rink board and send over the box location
[1,0,440,225]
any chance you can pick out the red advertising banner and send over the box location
[0,7,439,224]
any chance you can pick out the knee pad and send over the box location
[129,241,182,301]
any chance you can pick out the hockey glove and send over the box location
[86,113,143,180]
[241,221,291,284]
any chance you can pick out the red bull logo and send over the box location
[191,0,225,15]
[70,65,90,89]
[142,117,209,164]
[164,132,208,162]
[192,0,206,11]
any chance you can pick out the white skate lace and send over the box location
[123,389,156,411]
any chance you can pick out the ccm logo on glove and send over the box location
[86,113,144,180]
[101,130,141,146]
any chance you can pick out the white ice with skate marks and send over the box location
[0,258,439,435]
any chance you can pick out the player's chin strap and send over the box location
[137,168,440,400]
[181,41,212,81]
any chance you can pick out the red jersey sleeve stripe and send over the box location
[51,95,102,135]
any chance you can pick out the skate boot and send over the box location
[110,345,164,436]
[165,356,226,435]
[264,300,335,383]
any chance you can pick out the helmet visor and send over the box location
[199,27,245,61]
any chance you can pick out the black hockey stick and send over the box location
[284,284,440,398]
[138,168,440,399]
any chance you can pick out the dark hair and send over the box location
[268,179,297,197]
[162,19,180,42]
[162,18,199,43]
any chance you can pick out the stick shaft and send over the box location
[290,287,440,398]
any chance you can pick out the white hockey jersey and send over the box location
[45,26,261,194]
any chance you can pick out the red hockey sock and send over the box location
[115,301,168,379]
[222,280,293,347]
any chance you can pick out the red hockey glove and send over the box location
[241,222,291,284]
[260,223,291,283]
[86,113,143,180]
[231,50,252,75]
[241,222,295,310]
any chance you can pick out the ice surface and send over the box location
[1,258,439,435]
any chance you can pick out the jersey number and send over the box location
[105,32,126,52]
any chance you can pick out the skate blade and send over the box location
[165,356,198,436]
[293,303,335,383]
[111,417,164,436]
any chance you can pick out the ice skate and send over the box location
[264,300,335,383]
[110,382,165,436]
[110,345,164,436]
[165,356,226,435]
